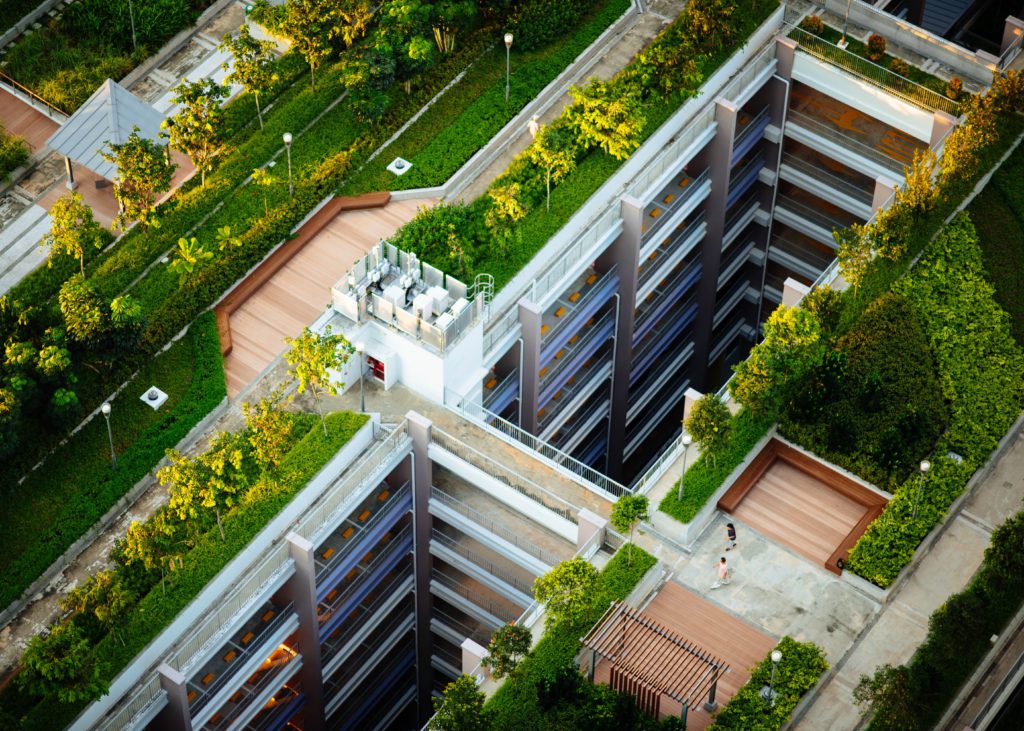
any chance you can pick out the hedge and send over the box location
[486,546,657,729]
[846,214,1024,587]
[658,409,774,524]
[8,410,369,730]
[0,123,30,181]
[863,510,1024,730]
[0,310,226,611]
[709,636,828,730]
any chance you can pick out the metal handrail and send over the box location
[209,651,299,730]
[97,675,164,731]
[0,70,68,119]
[781,151,874,205]
[431,529,535,597]
[775,193,850,236]
[541,265,619,351]
[320,571,413,666]
[998,31,1024,71]
[786,108,909,174]
[433,608,491,647]
[790,27,960,116]
[482,368,519,411]
[314,481,411,579]
[430,569,519,624]
[540,309,615,395]
[639,212,706,287]
[431,428,580,523]
[643,168,712,244]
[429,486,560,565]
[318,524,413,618]
[733,105,771,151]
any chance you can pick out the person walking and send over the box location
[528,114,540,139]
[711,556,730,589]
[725,522,737,551]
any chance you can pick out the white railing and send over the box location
[632,430,689,495]
[98,675,164,731]
[630,108,717,204]
[297,422,411,545]
[168,541,292,675]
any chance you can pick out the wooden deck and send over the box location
[595,582,775,728]
[222,198,431,397]
[0,88,59,156]
[733,461,867,567]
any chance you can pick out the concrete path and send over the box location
[457,0,688,203]
[793,426,1024,729]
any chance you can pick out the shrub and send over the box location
[506,0,590,51]
[709,637,828,730]
[888,58,910,77]
[946,75,963,100]
[0,123,30,181]
[800,14,824,35]
[866,34,886,61]
[685,393,732,467]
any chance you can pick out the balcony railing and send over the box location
[431,530,535,598]
[541,266,619,361]
[320,571,413,669]
[638,213,705,292]
[790,28,960,116]
[318,524,414,623]
[433,607,492,647]
[539,310,615,407]
[780,151,873,206]
[732,106,771,163]
[431,569,519,624]
[483,368,519,413]
[774,194,849,240]
[786,109,908,175]
[431,428,579,523]
[642,168,711,244]
[207,653,300,730]
[429,486,560,565]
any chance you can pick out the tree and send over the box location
[835,225,872,295]
[220,25,279,129]
[482,623,531,678]
[160,431,249,541]
[164,79,229,187]
[243,389,294,470]
[685,393,732,467]
[168,236,214,284]
[0,385,21,459]
[485,181,526,236]
[429,674,489,731]
[119,513,183,593]
[252,167,276,216]
[896,148,939,216]
[610,494,649,564]
[59,275,108,349]
[17,622,107,704]
[431,1,475,54]
[527,124,576,211]
[284,325,352,435]
[852,664,918,731]
[101,126,175,230]
[533,557,598,628]
[41,192,104,276]
[566,79,645,161]
[60,570,135,645]
[281,0,342,88]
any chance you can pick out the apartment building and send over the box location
[72,2,1021,730]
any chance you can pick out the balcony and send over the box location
[314,482,411,597]
[717,238,758,292]
[429,529,535,607]
[626,339,694,425]
[483,368,519,415]
[241,680,304,731]
[722,196,761,250]
[624,366,691,460]
[325,632,415,721]
[186,603,298,721]
[713,276,759,331]
[432,606,493,649]
[709,312,757,364]
[538,310,615,409]
[317,524,414,639]
[203,648,301,731]
[726,153,766,209]
[779,147,873,218]
[773,191,857,247]
[432,638,463,679]
[768,232,835,280]
[537,358,612,438]
[540,267,619,364]
[641,167,712,247]
[637,213,706,302]
[430,567,520,627]
[548,394,610,456]
[633,260,701,344]
[630,302,697,388]
[732,106,771,165]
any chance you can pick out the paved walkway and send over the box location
[794,425,1024,729]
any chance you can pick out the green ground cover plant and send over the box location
[0,121,30,180]
[486,546,660,730]
[2,0,213,112]
[0,311,226,610]
[967,143,1024,344]
[709,637,828,730]
[658,409,774,523]
[388,0,782,290]
[0,0,45,28]
[846,214,1024,587]
[857,510,1024,730]
[2,409,368,730]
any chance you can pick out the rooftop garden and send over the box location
[384,0,782,288]
[0,403,369,730]
[658,71,1024,589]
[0,121,30,180]
[0,0,626,620]
[790,14,961,115]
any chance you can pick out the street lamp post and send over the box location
[761,650,783,707]
[355,342,365,412]
[128,0,138,53]
[504,33,513,103]
[677,432,693,502]
[912,459,931,519]
[839,0,854,48]
[101,402,117,468]
[283,132,294,197]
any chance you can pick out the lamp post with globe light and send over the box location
[504,33,514,102]
[912,459,931,519]
[101,402,116,468]
[677,431,693,502]
[283,132,294,197]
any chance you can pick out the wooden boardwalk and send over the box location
[733,461,867,567]
[223,198,431,397]
[0,88,59,156]
[595,582,775,729]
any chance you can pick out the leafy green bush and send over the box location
[0,312,225,610]
[507,0,591,51]
[709,637,828,730]
[8,410,368,730]
[0,122,30,180]
[486,546,657,729]
[659,409,774,523]
[846,214,1024,587]
[781,294,948,490]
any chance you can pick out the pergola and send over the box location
[581,600,730,724]
[46,78,165,189]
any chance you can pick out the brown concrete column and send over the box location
[517,300,543,435]
[872,175,899,214]
[931,111,958,148]
[282,533,325,731]
[153,663,193,731]
[1001,16,1024,56]
[775,37,798,81]
[406,411,435,721]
